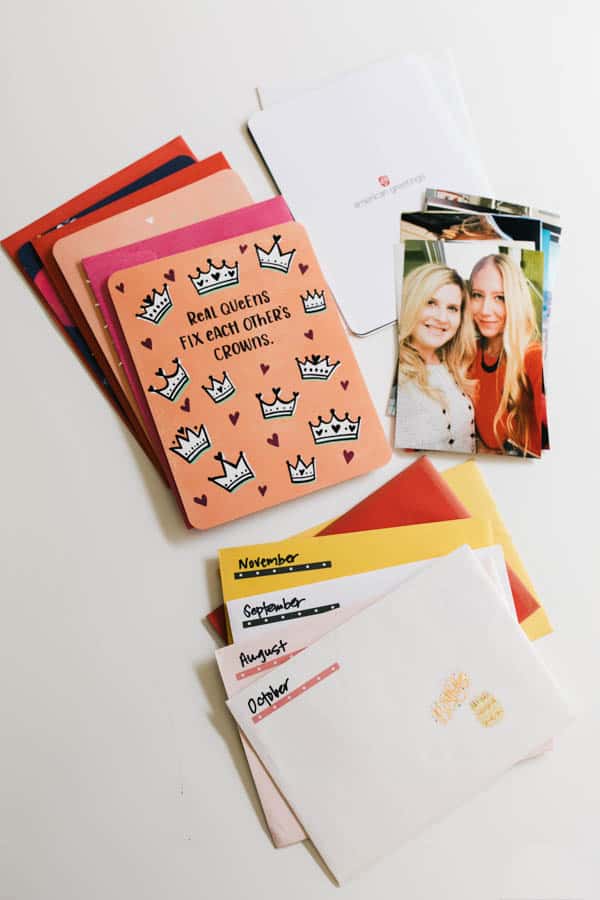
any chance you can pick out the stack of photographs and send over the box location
[391,189,561,459]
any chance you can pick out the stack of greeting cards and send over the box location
[391,189,561,458]
[3,139,390,528]
[211,457,571,882]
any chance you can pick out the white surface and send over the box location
[0,2,598,898]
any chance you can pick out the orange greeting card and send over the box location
[108,222,391,529]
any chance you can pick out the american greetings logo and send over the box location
[353,173,426,208]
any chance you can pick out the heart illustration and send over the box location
[260,363,270,375]
[180,397,190,412]
[229,411,240,426]
[115,282,125,293]
[341,380,349,391]
[299,263,309,275]
[343,450,355,464]
[193,494,208,506]
[258,485,268,497]
[267,433,279,447]
[239,243,248,254]
[331,424,341,433]
[304,329,314,340]
[164,269,175,282]
[227,270,235,277]
[141,337,152,350]
[211,272,220,282]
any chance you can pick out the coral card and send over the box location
[108,222,391,528]
[84,197,292,464]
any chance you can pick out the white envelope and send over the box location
[227,547,572,884]
[249,53,492,334]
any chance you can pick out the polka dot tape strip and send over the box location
[252,662,340,724]
[236,649,304,680]
[242,603,340,629]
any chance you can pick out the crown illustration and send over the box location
[208,451,255,493]
[189,258,239,296]
[256,387,299,420]
[135,283,173,325]
[309,409,361,445]
[254,234,295,274]
[202,371,236,404]
[169,424,211,463]
[286,455,316,485]
[300,289,327,314]
[148,358,190,402]
[296,354,340,381]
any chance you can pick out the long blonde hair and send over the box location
[469,254,539,452]
[398,263,476,402]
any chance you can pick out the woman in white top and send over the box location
[395,263,476,453]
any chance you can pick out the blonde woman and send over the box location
[468,254,547,457]
[395,263,476,453]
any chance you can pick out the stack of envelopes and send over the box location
[212,457,572,883]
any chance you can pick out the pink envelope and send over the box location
[82,197,293,470]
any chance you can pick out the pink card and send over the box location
[83,197,293,467]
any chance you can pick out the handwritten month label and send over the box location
[250,663,340,724]
[108,222,390,529]
[236,648,303,680]
[241,595,341,629]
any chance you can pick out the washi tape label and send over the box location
[242,598,340,628]
[249,662,340,723]
[236,649,303,680]
[234,559,332,580]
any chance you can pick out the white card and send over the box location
[249,53,491,334]
[257,51,487,187]
[227,547,572,883]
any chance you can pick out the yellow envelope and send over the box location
[220,517,494,640]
